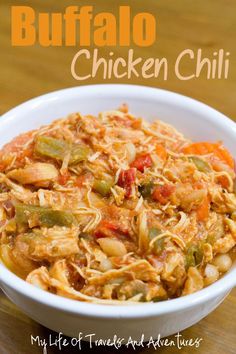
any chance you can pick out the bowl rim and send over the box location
[0,84,235,319]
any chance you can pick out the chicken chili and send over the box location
[0,105,235,304]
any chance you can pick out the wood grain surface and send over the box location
[0,1,236,353]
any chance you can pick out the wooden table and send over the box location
[0,1,236,353]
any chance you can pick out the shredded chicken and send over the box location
[0,106,235,303]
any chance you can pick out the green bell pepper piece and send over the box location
[35,136,90,165]
[93,179,112,197]
[15,204,77,228]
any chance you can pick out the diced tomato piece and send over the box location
[94,220,129,238]
[117,168,136,198]
[196,195,210,221]
[131,153,152,172]
[152,184,175,204]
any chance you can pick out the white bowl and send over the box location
[0,85,235,340]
